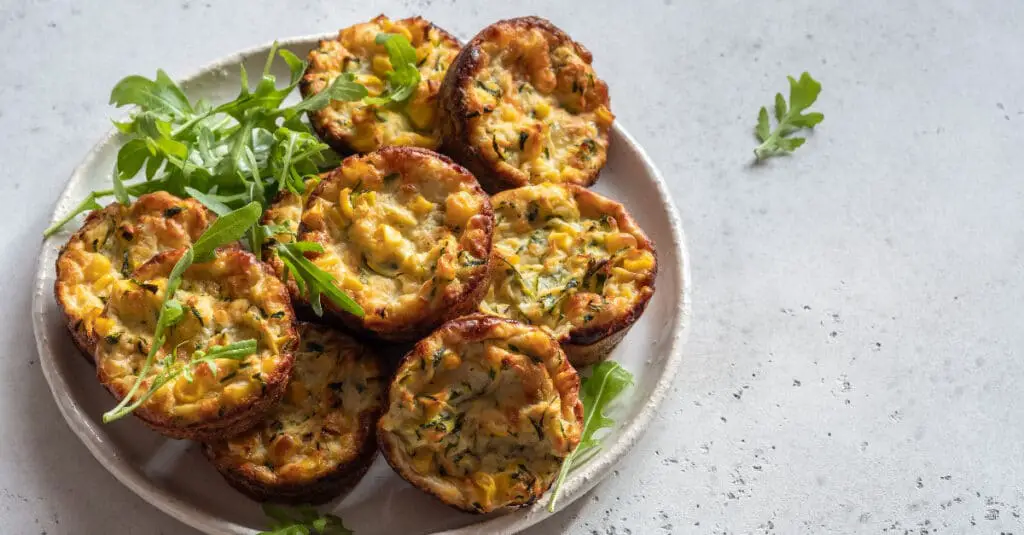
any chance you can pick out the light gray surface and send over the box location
[1,0,1021,534]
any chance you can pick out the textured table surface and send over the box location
[2,0,1023,533]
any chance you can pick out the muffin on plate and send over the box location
[378,314,583,513]
[478,183,656,367]
[301,15,462,154]
[54,192,215,361]
[94,248,298,441]
[297,146,493,341]
[203,323,385,504]
[439,16,613,192]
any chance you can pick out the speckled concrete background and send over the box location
[1,0,1022,533]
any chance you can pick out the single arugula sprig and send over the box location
[363,33,421,106]
[275,241,364,317]
[260,504,353,535]
[43,43,366,238]
[548,360,634,512]
[102,203,262,423]
[754,72,824,160]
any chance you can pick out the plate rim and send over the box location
[31,34,691,535]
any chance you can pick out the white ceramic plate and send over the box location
[31,35,690,535]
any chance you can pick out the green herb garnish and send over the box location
[754,72,823,160]
[363,33,421,106]
[275,241,364,317]
[259,504,353,535]
[548,360,634,512]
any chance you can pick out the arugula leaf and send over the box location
[184,186,232,216]
[363,33,421,106]
[547,360,634,512]
[275,241,364,317]
[110,69,194,120]
[191,200,261,261]
[291,73,368,113]
[753,72,824,160]
[260,504,353,535]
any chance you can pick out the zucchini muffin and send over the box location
[439,17,613,191]
[378,314,583,513]
[94,248,298,441]
[300,15,461,154]
[203,323,385,504]
[54,192,214,361]
[479,184,656,367]
[297,147,493,341]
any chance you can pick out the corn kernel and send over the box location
[549,232,573,251]
[409,194,436,216]
[445,191,481,227]
[501,106,518,122]
[595,106,614,126]
[473,472,497,506]
[339,188,354,218]
[93,317,116,338]
[534,100,551,119]
[341,274,364,291]
[606,232,637,253]
[174,378,204,404]
[407,103,435,130]
[371,54,392,76]
[506,254,520,265]
[84,254,112,280]
[624,253,654,272]
[91,273,116,292]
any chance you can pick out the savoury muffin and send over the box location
[300,15,462,154]
[478,184,656,367]
[297,147,494,341]
[54,192,215,362]
[378,315,583,513]
[94,248,298,441]
[203,323,385,504]
[439,17,613,192]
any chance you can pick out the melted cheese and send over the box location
[462,21,613,185]
[304,15,461,152]
[205,323,383,487]
[95,249,296,429]
[479,184,656,339]
[379,316,581,512]
[55,192,213,353]
[299,148,491,331]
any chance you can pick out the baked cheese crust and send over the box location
[479,184,656,366]
[298,147,493,341]
[203,323,384,504]
[301,15,461,154]
[54,192,214,361]
[378,315,582,513]
[94,248,298,441]
[440,17,613,191]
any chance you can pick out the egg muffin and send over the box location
[439,17,613,192]
[203,323,385,504]
[300,15,461,154]
[378,314,583,513]
[94,248,298,441]
[479,184,656,367]
[297,147,494,341]
[54,192,215,362]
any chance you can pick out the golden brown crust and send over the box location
[94,247,298,441]
[54,193,215,363]
[377,314,583,513]
[479,184,656,367]
[300,15,462,155]
[203,323,385,503]
[297,146,494,342]
[439,17,612,193]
